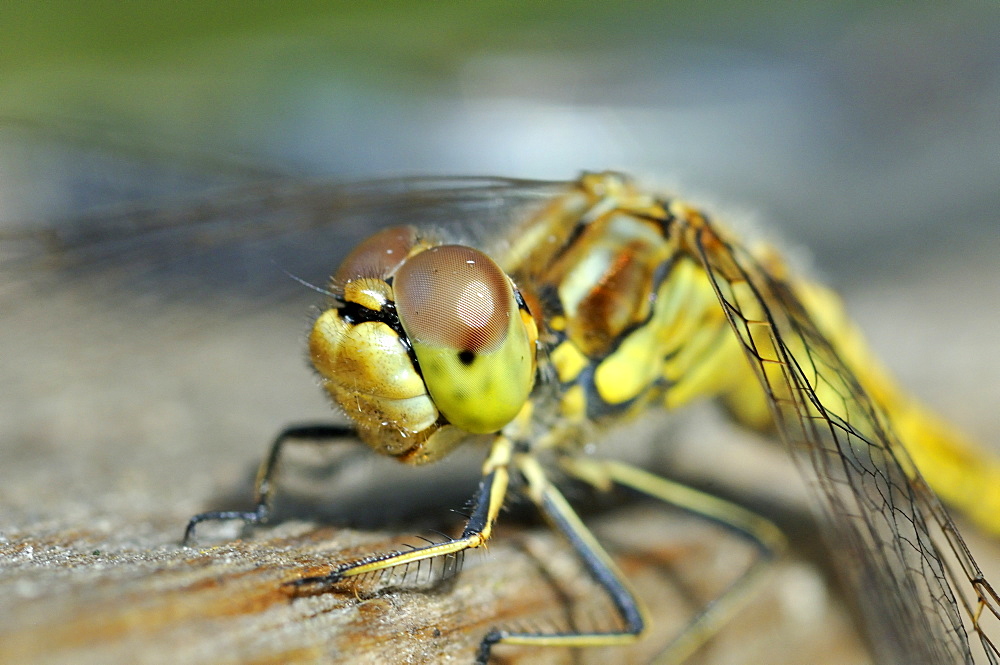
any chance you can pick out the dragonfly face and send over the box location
[310,225,538,464]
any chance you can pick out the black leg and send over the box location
[475,454,647,663]
[478,454,784,664]
[183,423,356,544]
[557,456,785,664]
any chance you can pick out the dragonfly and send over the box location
[175,172,1000,663]
[7,168,999,663]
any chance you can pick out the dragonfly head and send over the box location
[309,226,538,464]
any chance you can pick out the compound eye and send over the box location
[394,245,511,354]
[334,225,416,285]
[393,245,535,434]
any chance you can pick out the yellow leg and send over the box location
[560,455,786,664]
[286,435,512,591]
[477,453,649,662]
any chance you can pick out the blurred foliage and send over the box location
[1,2,869,65]
[0,2,875,107]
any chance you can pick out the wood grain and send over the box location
[0,492,871,665]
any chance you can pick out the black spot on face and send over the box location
[458,350,476,365]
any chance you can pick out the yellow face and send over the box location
[309,226,538,464]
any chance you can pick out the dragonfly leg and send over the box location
[285,435,513,593]
[476,453,648,664]
[183,423,357,544]
[559,455,786,664]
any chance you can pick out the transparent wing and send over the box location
[3,174,570,304]
[685,217,1000,664]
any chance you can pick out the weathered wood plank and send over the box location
[1,499,872,665]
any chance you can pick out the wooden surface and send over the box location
[0,485,871,665]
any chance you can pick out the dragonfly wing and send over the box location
[2,175,570,306]
[684,217,999,664]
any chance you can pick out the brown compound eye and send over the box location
[392,245,535,434]
[393,245,512,354]
[333,225,417,285]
